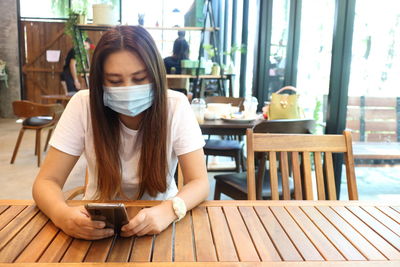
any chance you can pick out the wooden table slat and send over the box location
[0,212,48,263]
[152,224,173,262]
[60,238,92,263]
[0,205,39,250]
[191,207,217,262]
[107,236,134,262]
[332,206,400,260]
[15,221,59,263]
[174,212,195,262]
[223,206,260,262]
[0,205,26,231]
[316,206,386,260]
[347,206,400,249]
[301,206,365,260]
[207,206,238,262]
[285,206,345,261]
[84,237,114,262]
[362,206,400,236]
[130,235,153,262]
[393,207,400,213]
[238,206,281,261]
[0,206,9,216]
[270,206,324,261]
[378,206,400,225]
[254,206,303,261]
[38,231,72,262]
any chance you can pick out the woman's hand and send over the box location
[120,201,177,237]
[54,206,115,240]
[74,79,81,90]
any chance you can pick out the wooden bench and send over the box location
[346,96,400,165]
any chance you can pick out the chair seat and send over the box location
[23,116,52,127]
[204,139,242,150]
[214,170,294,199]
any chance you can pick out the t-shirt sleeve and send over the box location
[49,91,86,156]
[171,93,205,156]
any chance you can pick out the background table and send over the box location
[200,119,260,136]
[0,200,399,266]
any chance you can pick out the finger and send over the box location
[77,215,106,229]
[79,228,114,240]
[136,224,153,237]
[121,222,149,237]
[121,211,146,232]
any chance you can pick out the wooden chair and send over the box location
[64,165,185,200]
[10,101,64,167]
[204,96,245,172]
[246,130,358,200]
[213,119,315,200]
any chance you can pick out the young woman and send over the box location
[33,26,209,240]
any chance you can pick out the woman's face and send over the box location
[103,50,150,87]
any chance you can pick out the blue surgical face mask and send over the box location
[103,83,154,117]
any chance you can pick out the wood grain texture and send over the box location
[61,238,92,263]
[324,152,337,200]
[377,206,400,224]
[0,212,48,263]
[316,206,385,260]
[0,206,9,216]
[279,152,291,200]
[38,231,72,262]
[130,235,154,262]
[285,206,345,261]
[314,152,325,200]
[238,207,281,261]
[270,206,323,261]
[152,224,173,262]
[0,205,26,231]
[0,205,39,250]
[291,152,303,200]
[301,206,365,260]
[107,236,134,262]
[254,206,302,261]
[302,152,313,200]
[84,237,114,262]
[269,152,279,200]
[174,212,195,262]
[347,206,400,249]
[332,206,400,260]
[362,206,400,236]
[223,206,259,262]
[15,221,59,263]
[207,207,238,262]
[191,207,217,262]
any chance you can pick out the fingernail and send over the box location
[99,222,105,228]
[108,229,114,235]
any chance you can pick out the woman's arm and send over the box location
[33,147,113,239]
[121,148,209,236]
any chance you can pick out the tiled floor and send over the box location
[0,118,399,200]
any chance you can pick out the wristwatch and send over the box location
[171,196,187,222]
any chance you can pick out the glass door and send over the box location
[296,0,336,133]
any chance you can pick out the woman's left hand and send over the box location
[120,201,177,237]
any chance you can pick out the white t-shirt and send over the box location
[49,89,205,200]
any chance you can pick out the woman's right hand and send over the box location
[54,206,115,240]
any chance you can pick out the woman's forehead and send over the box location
[103,50,146,74]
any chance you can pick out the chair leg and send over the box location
[36,129,42,167]
[213,181,221,200]
[44,128,53,152]
[34,130,38,155]
[10,128,25,164]
[234,151,241,172]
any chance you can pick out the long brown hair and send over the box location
[89,26,168,200]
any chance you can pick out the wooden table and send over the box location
[0,200,400,266]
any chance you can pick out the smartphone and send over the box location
[85,203,129,234]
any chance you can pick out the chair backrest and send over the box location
[205,96,244,111]
[12,101,64,122]
[246,130,358,201]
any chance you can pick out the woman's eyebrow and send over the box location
[131,69,147,75]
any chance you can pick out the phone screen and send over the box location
[85,203,129,234]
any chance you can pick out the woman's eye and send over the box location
[108,80,122,85]
[134,76,147,82]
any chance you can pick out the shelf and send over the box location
[76,24,218,32]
